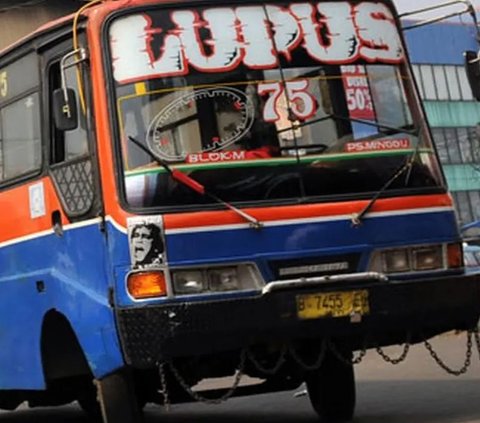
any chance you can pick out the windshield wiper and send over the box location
[351,154,417,227]
[128,136,263,230]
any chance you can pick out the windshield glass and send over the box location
[108,0,443,209]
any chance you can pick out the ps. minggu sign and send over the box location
[110,1,404,84]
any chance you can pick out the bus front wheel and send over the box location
[305,348,356,422]
[93,368,144,423]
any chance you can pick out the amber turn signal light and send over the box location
[127,271,167,299]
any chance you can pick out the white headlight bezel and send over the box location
[370,244,449,275]
[172,270,207,295]
[171,263,264,296]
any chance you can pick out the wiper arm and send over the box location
[128,136,263,230]
[351,155,416,227]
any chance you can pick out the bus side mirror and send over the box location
[465,50,480,101]
[53,88,78,131]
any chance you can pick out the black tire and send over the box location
[82,369,144,423]
[77,385,102,422]
[305,348,356,422]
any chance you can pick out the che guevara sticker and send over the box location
[127,216,165,268]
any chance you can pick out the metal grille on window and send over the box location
[51,158,94,216]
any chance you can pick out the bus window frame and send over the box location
[0,49,43,190]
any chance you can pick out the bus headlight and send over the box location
[208,267,239,292]
[412,246,443,271]
[383,249,410,273]
[172,264,263,295]
[370,243,462,274]
[172,270,206,294]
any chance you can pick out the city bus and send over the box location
[1,0,480,421]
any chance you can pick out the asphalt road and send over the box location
[1,332,480,423]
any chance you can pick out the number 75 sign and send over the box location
[257,79,318,123]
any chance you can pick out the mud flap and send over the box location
[95,368,143,423]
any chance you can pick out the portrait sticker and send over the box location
[127,216,165,268]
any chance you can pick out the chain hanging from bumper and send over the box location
[423,330,473,376]
[166,348,247,405]
[474,328,480,359]
[328,340,367,365]
[288,341,328,371]
[246,344,288,375]
[158,328,480,408]
[158,362,170,411]
[375,334,411,365]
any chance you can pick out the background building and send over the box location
[404,20,480,227]
[0,0,80,50]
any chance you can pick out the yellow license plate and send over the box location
[297,290,370,320]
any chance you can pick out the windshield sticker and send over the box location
[345,138,411,153]
[146,87,255,162]
[258,79,318,123]
[187,151,247,163]
[341,65,375,121]
[110,2,404,83]
[128,216,165,268]
[186,146,278,163]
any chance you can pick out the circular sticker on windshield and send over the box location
[146,87,255,162]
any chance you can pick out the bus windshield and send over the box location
[108,0,443,209]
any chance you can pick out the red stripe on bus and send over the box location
[163,194,454,230]
[0,177,69,244]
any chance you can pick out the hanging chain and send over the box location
[288,340,328,371]
[167,348,247,405]
[159,328,480,408]
[474,327,480,359]
[158,362,171,411]
[375,335,411,365]
[247,344,288,375]
[327,340,367,365]
[423,331,473,376]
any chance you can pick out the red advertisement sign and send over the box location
[342,65,375,121]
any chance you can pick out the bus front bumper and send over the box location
[116,272,480,368]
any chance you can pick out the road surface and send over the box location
[1,332,480,423]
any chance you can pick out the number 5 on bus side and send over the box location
[0,71,7,98]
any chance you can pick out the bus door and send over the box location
[40,38,124,380]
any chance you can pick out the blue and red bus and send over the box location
[0,0,479,421]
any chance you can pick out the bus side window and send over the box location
[50,62,89,164]
[1,94,41,180]
[0,53,42,183]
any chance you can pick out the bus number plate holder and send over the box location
[296,290,370,320]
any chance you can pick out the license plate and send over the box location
[297,290,370,320]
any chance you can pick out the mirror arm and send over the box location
[59,48,87,118]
